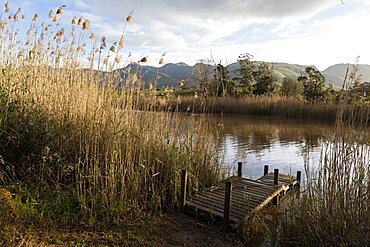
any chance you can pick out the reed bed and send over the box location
[173,95,369,123]
[279,105,370,246]
[0,2,222,227]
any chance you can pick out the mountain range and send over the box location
[116,62,370,90]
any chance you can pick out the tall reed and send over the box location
[280,103,370,246]
[173,95,369,123]
[0,2,222,223]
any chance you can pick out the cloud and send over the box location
[21,0,370,68]
[58,0,338,48]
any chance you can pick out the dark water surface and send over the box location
[212,115,337,180]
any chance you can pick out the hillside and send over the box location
[323,64,370,89]
[115,62,370,89]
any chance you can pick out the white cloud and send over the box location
[20,0,370,68]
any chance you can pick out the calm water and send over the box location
[212,115,337,181]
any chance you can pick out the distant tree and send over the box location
[234,53,255,95]
[298,67,326,102]
[214,64,235,97]
[191,59,214,97]
[253,62,277,95]
[281,77,304,97]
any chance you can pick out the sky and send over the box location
[9,0,370,70]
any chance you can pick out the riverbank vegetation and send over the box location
[0,1,369,246]
[0,3,223,245]
[278,107,370,246]
[168,53,369,123]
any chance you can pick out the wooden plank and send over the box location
[187,198,250,219]
[186,199,243,221]
[230,176,280,190]
[222,182,276,195]
[184,171,299,225]
[186,200,240,223]
[190,193,260,212]
[260,173,295,183]
[198,189,264,206]
[226,181,277,194]
[217,183,275,197]
[187,190,260,213]
[220,179,277,193]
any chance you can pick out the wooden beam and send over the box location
[296,170,302,199]
[274,169,279,186]
[180,170,187,212]
[296,171,302,184]
[264,165,269,176]
[224,181,232,226]
[237,162,243,177]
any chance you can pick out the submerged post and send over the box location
[296,171,302,184]
[274,169,279,186]
[264,165,269,176]
[224,181,232,226]
[237,162,243,177]
[180,170,187,212]
[273,169,280,204]
[296,170,302,198]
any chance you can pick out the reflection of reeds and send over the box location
[280,106,370,245]
[0,3,222,224]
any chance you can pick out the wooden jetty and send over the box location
[180,163,301,226]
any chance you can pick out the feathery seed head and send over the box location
[53,15,58,22]
[49,10,54,18]
[33,14,39,22]
[71,17,77,25]
[82,20,89,30]
[115,56,120,63]
[5,2,10,13]
[82,20,90,30]
[89,33,95,40]
[56,8,63,14]
[18,50,24,59]
[78,17,83,25]
[22,15,25,20]
[109,45,116,53]
[159,58,164,65]
[119,38,124,49]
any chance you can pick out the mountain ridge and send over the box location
[115,62,370,89]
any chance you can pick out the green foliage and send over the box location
[235,53,255,87]
[281,77,304,97]
[234,54,277,95]
[298,67,327,102]
[214,64,235,97]
[253,63,277,95]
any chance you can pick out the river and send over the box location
[212,115,338,182]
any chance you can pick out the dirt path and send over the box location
[156,214,240,246]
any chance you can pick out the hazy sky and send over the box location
[12,0,370,69]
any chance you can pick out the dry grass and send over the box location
[173,95,369,124]
[173,95,338,120]
[0,2,223,226]
[279,105,370,246]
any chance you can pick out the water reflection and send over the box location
[213,115,336,180]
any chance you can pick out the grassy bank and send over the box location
[0,3,223,245]
[172,95,370,124]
